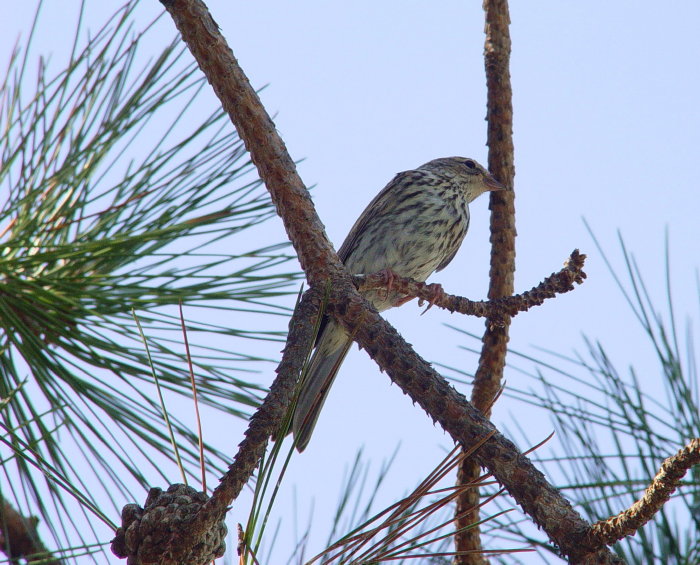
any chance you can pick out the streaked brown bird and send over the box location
[292,157,504,451]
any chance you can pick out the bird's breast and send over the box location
[345,191,469,283]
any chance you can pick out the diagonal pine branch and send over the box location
[131,1,622,563]
[161,0,342,288]
[325,289,619,564]
[586,439,700,547]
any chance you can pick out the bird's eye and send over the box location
[463,159,476,170]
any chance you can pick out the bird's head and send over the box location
[419,156,505,202]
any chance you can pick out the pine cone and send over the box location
[112,484,226,565]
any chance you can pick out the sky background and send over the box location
[3,1,700,563]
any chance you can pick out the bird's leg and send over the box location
[377,268,398,302]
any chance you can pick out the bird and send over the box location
[292,156,505,451]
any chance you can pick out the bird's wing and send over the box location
[314,171,416,345]
[311,172,410,347]
[336,171,413,263]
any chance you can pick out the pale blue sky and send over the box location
[3,2,699,563]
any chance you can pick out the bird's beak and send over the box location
[484,173,506,191]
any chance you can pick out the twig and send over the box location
[179,301,207,492]
[474,0,517,411]
[353,249,586,325]
[587,439,700,546]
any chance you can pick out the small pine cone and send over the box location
[111,484,226,565]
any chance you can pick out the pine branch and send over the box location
[353,249,586,324]
[146,2,618,563]
[587,439,700,546]
[456,0,516,560]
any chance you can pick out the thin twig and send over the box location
[179,301,207,492]
[354,249,586,325]
[587,439,700,546]
[205,288,321,518]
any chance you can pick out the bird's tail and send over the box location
[292,322,353,452]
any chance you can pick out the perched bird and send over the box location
[292,157,504,451]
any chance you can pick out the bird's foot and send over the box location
[377,268,399,302]
[418,282,445,314]
[376,268,415,306]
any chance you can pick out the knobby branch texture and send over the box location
[354,249,586,325]
[328,290,620,564]
[208,290,323,513]
[587,439,700,547]
[475,0,517,414]
[456,0,517,561]
[154,0,621,563]
[161,1,342,288]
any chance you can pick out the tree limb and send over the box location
[456,0,517,560]
[150,1,620,563]
[159,0,343,288]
